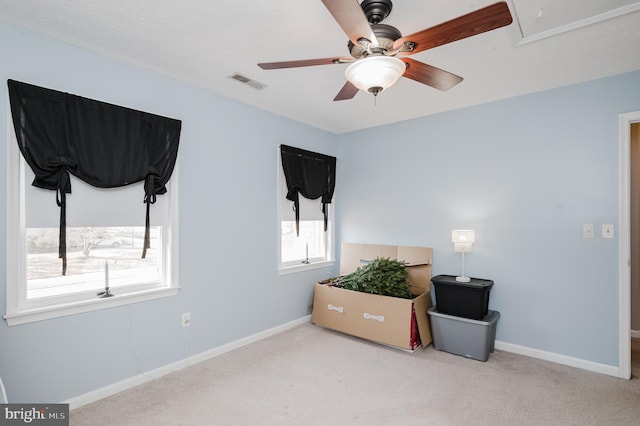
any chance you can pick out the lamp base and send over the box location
[455,276,471,283]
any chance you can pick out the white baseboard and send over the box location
[631,329,640,338]
[65,315,311,410]
[495,340,621,378]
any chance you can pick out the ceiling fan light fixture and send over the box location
[345,55,405,96]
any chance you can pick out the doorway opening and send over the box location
[619,111,640,379]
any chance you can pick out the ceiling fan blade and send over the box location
[258,56,353,70]
[393,2,512,54]
[258,57,351,70]
[321,0,378,46]
[401,58,463,91]
[333,81,359,101]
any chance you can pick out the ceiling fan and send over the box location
[258,0,513,101]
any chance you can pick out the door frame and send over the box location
[618,111,640,379]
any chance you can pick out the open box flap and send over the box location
[414,292,433,347]
[340,243,432,275]
[340,243,397,275]
[397,246,432,266]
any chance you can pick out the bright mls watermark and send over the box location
[1,404,68,425]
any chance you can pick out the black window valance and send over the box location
[8,79,181,275]
[280,145,336,236]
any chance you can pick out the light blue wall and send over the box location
[0,23,338,403]
[337,70,640,366]
[2,20,640,404]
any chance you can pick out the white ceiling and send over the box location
[1,0,639,134]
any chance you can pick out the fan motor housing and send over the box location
[348,23,402,58]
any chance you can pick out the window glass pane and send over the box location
[26,226,160,299]
[280,220,326,263]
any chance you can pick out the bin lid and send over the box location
[431,274,494,289]
[428,307,500,324]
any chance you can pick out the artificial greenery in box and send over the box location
[333,257,413,299]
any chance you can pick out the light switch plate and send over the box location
[583,224,594,239]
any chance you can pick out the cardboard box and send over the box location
[311,243,433,350]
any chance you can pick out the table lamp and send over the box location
[452,230,475,283]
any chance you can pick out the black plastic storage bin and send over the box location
[431,275,493,320]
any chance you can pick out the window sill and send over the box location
[278,259,335,275]
[4,286,180,326]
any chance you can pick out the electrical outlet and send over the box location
[583,224,594,239]
[602,224,614,239]
[182,312,191,327]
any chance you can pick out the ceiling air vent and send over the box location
[229,73,267,90]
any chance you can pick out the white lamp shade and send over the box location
[345,56,405,93]
[452,230,475,244]
[452,230,475,253]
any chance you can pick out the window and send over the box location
[4,120,179,326]
[280,220,327,264]
[277,147,335,273]
[25,226,160,300]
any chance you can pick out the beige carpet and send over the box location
[71,323,640,426]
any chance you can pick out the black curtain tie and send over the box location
[293,192,300,236]
[55,170,71,275]
[142,175,156,258]
[322,202,328,232]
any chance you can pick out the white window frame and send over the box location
[276,147,335,274]
[4,112,180,326]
